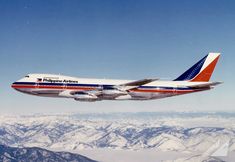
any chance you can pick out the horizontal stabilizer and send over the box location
[187,82,222,88]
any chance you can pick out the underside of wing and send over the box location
[59,90,100,101]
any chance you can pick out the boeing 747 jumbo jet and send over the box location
[12,53,221,102]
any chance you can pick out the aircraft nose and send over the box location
[11,82,24,92]
[11,82,17,89]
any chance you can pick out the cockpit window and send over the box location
[25,75,29,78]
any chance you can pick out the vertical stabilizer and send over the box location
[174,53,220,82]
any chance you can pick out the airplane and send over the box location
[11,53,222,102]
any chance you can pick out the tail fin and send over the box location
[174,53,220,82]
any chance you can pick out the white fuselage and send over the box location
[11,74,210,101]
[11,53,221,102]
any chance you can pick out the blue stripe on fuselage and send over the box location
[12,82,195,91]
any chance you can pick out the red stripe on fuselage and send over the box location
[11,84,198,94]
[11,84,96,91]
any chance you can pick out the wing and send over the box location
[115,78,159,91]
[58,78,159,101]
[120,78,158,86]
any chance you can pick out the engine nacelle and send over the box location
[115,94,132,100]
[74,94,99,102]
[74,98,99,102]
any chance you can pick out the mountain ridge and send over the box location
[0,144,97,162]
[0,114,234,153]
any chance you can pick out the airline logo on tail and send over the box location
[174,53,220,82]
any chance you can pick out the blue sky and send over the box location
[0,0,234,114]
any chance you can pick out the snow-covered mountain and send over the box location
[0,112,234,155]
[0,144,97,162]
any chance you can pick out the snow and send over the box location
[0,112,235,161]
